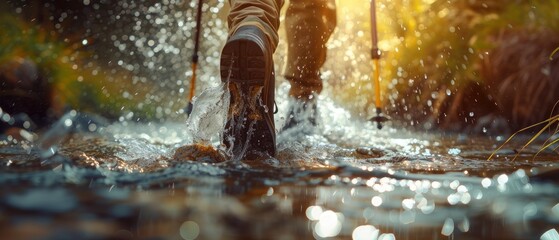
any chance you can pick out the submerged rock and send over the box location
[172,144,225,163]
[355,147,386,158]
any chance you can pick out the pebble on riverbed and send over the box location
[172,144,225,163]
[354,147,386,158]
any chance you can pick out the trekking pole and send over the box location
[369,0,390,129]
[185,0,204,116]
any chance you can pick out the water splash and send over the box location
[185,83,229,144]
[541,229,559,240]
[36,110,109,159]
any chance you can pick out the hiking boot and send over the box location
[281,97,318,132]
[221,25,276,159]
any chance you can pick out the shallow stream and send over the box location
[2,0,559,239]
[1,96,559,239]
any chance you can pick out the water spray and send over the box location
[368,0,390,129]
[185,0,204,116]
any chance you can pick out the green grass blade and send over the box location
[488,117,558,160]
[540,115,559,148]
[513,119,558,161]
[551,47,559,60]
[534,136,559,158]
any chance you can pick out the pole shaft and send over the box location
[193,0,203,62]
[373,59,381,108]
[188,63,197,101]
[371,0,382,109]
[370,0,380,59]
[187,0,204,104]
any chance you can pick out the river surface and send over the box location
[2,0,559,239]
[1,96,559,240]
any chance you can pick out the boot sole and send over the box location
[221,31,276,159]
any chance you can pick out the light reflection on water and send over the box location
[1,140,559,240]
[2,1,559,240]
[5,105,559,234]
[3,114,559,239]
[11,117,558,240]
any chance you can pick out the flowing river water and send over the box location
[1,96,559,239]
[2,0,559,239]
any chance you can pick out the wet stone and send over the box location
[172,144,225,163]
[355,147,386,158]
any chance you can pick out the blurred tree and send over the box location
[385,0,559,133]
[0,2,159,123]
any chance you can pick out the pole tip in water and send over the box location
[185,102,194,116]
[369,108,390,130]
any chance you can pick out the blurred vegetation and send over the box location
[2,0,558,131]
[0,8,157,121]
[386,0,559,132]
[330,0,559,133]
